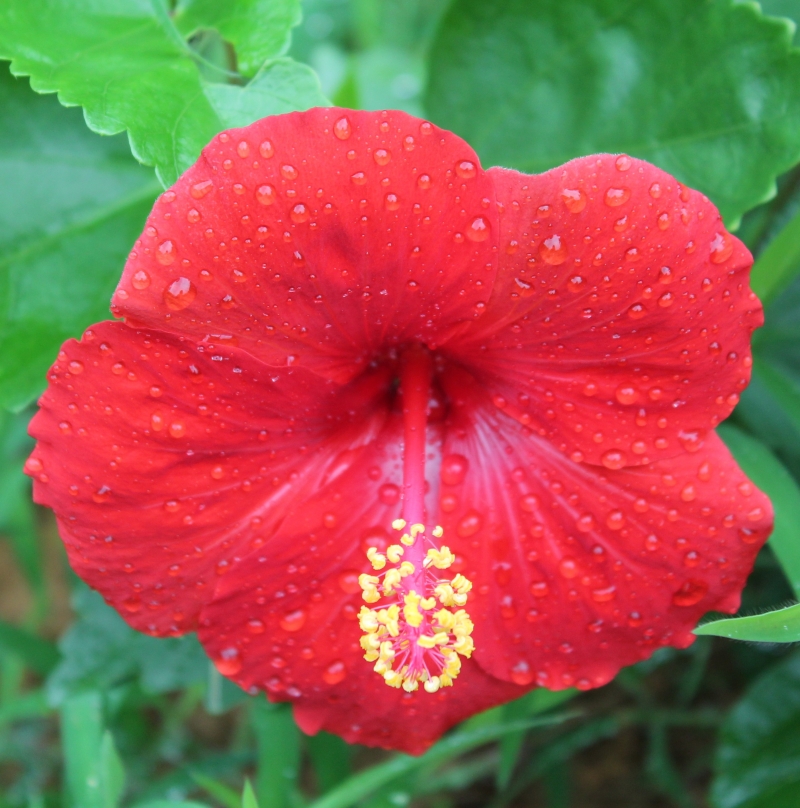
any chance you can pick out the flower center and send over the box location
[358,345,475,693]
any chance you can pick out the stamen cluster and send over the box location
[358,520,474,693]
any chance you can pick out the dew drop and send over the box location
[291,203,309,223]
[280,609,306,632]
[559,558,578,578]
[351,171,367,185]
[256,184,276,205]
[247,619,265,634]
[672,579,707,607]
[334,116,351,140]
[417,174,432,190]
[191,180,213,199]
[281,164,298,180]
[591,585,616,603]
[456,160,477,179]
[710,232,734,264]
[457,511,482,538]
[615,155,632,171]
[373,148,391,165]
[466,216,490,242]
[576,513,595,533]
[567,275,584,293]
[92,485,111,504]
[615,385,638,405]
[378,483,400,505]
[384,193,400,211]
[259,140,274,158]
[323,660,347,685]
[649,182,662,199]
[68,360,84,375]
[606,510,625,530]
[132,270,151,290]
[156,240,175,266]
[163,277,196,311]
[561,188,586,213]
[628,303,645,319]
[604,187,631,207]
[215,648,241,676]
[658,212,671,230]
[441,454,468,485]
[539,234,567,265]
[601,450,627,469]
[530,581,549,598]
[510,660,534,685]
[169,422,186,439]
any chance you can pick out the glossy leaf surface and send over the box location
[712,651,800,808]
[0,0,327,185]
[0,69,158,411]
[426,0,800,226]
[696,602,800,642]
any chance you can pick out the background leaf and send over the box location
[696,602,800,642]
[0,69,158,412]
[47,588,207,706]
[712,650,800,808]
[175,0,302,77]
[0,0,327,186]
[718,423,800,597]
[425,0,800,227]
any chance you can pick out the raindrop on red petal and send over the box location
[604,187,631,207]
[373,149,391,165]
[256,185,276,205]
[561,188,586,213]
[441,454,468,485]
[539,234,567,264]
[191,179,213,198]
[457,511,482,537]
[259,140,274,158]
[378,483,400,505]
[281,164,298,180]
[156,240,175,265]
[710,232,734,264]
[615,385,638,405]
[417,174,432,189]
[615,155,632,171]
[456,160,477,179]
[601,450,627,469]
[322,660,347,685]
[163,278,196,311]
[291,203,309,223]
[280,609,306,632]
[338,571,361,594]
[510,660,535,685]
[132,270,150,290]
[384,193,400,211]
[672,579,708,607]
[333,116,351,140]
[215,648,241,676]
[351,172,367,185]
[466,216,490,242]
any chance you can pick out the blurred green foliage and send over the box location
[3,0,800,806]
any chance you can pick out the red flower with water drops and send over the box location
[26,108,772,753]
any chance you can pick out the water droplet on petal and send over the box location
[281,164,298,180]
[510,660,535,685]
[417,174,431,190]
[672,579,708,607]
[456,160,477,179]
[441,454,468,485]
[615,385,638,405]
[649,182,662,199]
[710,232,734,264]
[280,609,306,632]
[68,360,84,375]
[215,648,241,676]
[658,212,671,230]
[132,270,150,290]
[604,187,631,207]
[334,116,351,140]
[384,193,400,211]
[351,171,367,185]
[323,660,347,685]
[615,155,632,171]
[539,234,567,264]
[291,203,309,223]
[373,148,391,165]
[191,180,213,199]
[259,140,274,158]
[561,188,586,213]
[466,216,490,242]
[156,240,175,265]
[256,185,276,205]
[163,277,196,311]
[601,450,627,470]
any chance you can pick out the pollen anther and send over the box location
[358,523,474,693]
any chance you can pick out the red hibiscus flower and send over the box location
[25,108,772,754]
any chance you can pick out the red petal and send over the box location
[198,411,524,754]
[434,365,772,690]
[448,156,762,468]
[113,109,497,383]
[27,321,390,634]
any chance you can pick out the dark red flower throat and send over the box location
[26,108,772,753]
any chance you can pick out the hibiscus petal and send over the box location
[27,321,391,634]
[113,109,498,383]
[448,156,762,468]
[198,412,525,754]
[434,364,772,691]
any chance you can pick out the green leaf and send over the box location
[132,803,212,808]
[718,423,800,597]
[0,1,327,187]
[750,206,800,306]
[61,692,125,808]
[0,621,60,676]
[760,0,800,44]
[189,772,239,808]
[175,0,302,76]
[47,588,208,705]
[306,711,575,808]
[0,69,159,411]
[250,701,300,808]
[425,0,800,227]
[307,732,352,794]
[712,650,800,807]
[696,601,800,642]
[0,409,41,602]
[241,780,259,808]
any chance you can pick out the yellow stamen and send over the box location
[392,518,407,530]
[367,547,387,570]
